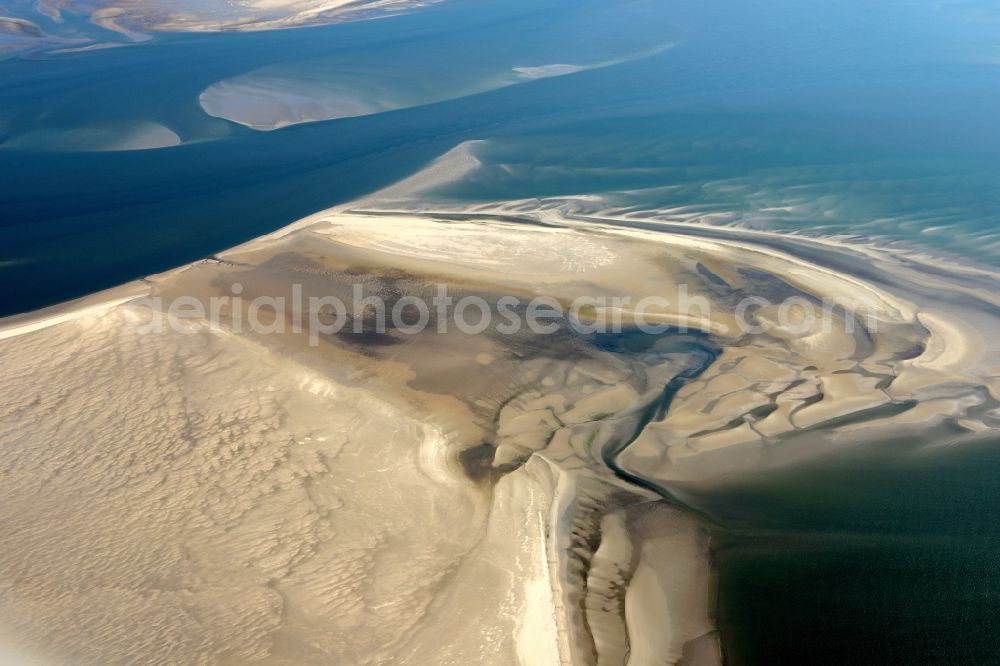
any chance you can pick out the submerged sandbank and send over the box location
[198,45,672,131]
[194,0,675,132]
[2,120,181,152]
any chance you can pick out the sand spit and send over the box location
[1,193,997,663]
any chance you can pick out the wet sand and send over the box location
[0,149,997,663]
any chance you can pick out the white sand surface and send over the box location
[0,306,496,664]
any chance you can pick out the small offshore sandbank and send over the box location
[1,120,181,152]
[0,16,43,39]
[195,0,674,132]
[199,45,672,131]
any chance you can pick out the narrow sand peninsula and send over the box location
[1,150,998,664]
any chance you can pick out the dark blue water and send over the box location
[3,0,1000,317]
[687,435,1000,664]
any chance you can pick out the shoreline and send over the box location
[0,280,149,342]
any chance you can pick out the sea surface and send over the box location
[3,0,1000,317]
[691,435,1000,664]
[3,0,1000,662]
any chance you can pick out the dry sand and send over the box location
[1,145,998,664]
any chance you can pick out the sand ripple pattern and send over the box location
[1,185,998,664]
